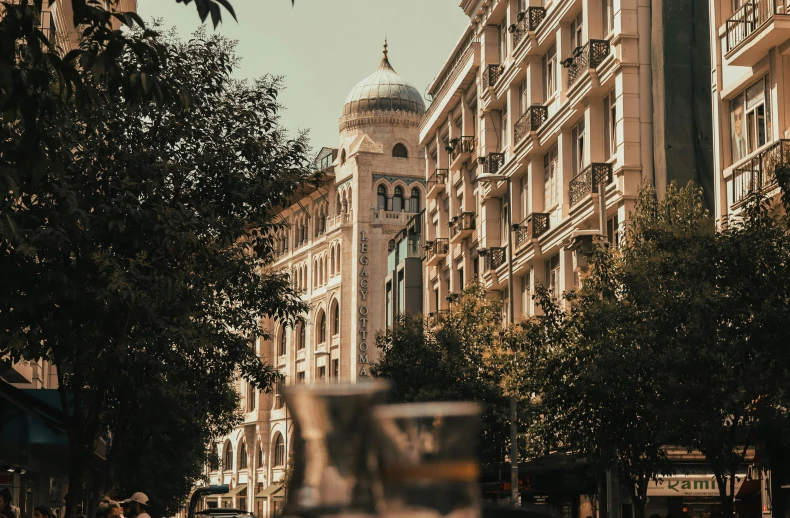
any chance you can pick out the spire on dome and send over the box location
[379,38,395,72]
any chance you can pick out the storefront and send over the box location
[645,472,761,518]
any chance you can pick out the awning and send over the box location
[219,483,246,498]
[255,483,283,500]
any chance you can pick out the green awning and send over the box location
[255,483,282,500]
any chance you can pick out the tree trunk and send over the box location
[715,472,735,518]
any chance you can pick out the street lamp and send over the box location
[477,172,519,508]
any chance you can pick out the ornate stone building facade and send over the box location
[204,45,425,518]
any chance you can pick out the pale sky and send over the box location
[137,0,469,152]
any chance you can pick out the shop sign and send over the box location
[647,476,743,497]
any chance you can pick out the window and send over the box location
[501,102,509,153]
[336,192,342,214]
[273,434,285,467]
[392,186,404,212]
[730,75,771,163]
[239,442,248,469]
[332,301,340,335]
[397,271,405,316]
[501,201,510,245]
[332,359,339,381]
[542,44,557,102]
[408,188,421,213]
[602,0,614,36]
[278,330,286,356]
[458,267,464,290]
[607,214,620,248]
[572,119,586,176]
[499,21,507,61]
[246,383,256,412]
[518,80,528,115]
[257,446,264,468]
[296,324,305,350]
[318,365,326,381]
[340,149,346,165]
[223,442,233,471]
[603,90,617,160]
[519,174,529,220]
[386,282,393,327]
[545,254,561,300]
[543,145,559,210]
[317,311,326,344]
[392,143,408,158]
[570,11,584,49]
[377,185,388,210]
[297,371,306,383]
[521,273,531,317]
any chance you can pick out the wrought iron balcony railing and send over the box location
[514,105,549,143]
[482,153,505,176]
[564,40,610,87]
[732,139,790,204]
[511,7,547,47]
[515,213,550,246]
[428,168,448,196]
[426,238,450,264]
[451,136,476,161]
[451,211,476,239]
[569,163,613,207]
[485,64,503,87]
[726,0,787,52]
[484,246,507,271]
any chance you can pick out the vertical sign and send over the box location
[358,231,370,376]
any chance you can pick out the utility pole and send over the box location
[506,178,518,508]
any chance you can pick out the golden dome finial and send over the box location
[383,38,388,59]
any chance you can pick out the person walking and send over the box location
[95,498,120,518]
[33,506,52,518]
[0,489,15,518]
[119,494,150,518]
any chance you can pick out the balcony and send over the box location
[731,139,790,205]
[725,0,790,66]
[569,163,613,207]
[450,136,476,166]
[483,246,507,272]
[564,40,610,88]
[426,238,449,266]
[485,64,503,88]
[427,310,449,329]
[482,153,505,176]
[515,213,550,246]
[511,7,547,49]
[427,168,448,199]
[514,105,549,144]
[450,211,476,244]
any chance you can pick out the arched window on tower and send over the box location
[377,185,387,211]
[409,187,421,213]
[239,441,248,469]
[336,192,342,214]
[223,442,233,471]
[330,246,335,276]
[340,149,346,165]
[317,310,326,344]
[257,445,264,468]
[331,301,340,336]
[278,329,287,356]
[392,186,404,212]
[392,143,408,158]
[297,324,305,350]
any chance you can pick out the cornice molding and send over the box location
[338,110,422,132]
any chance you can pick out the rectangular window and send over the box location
[521,273,531,318]
[458,267,464,290]
[501,201,510,245]
[318,365,326,382]
[607,214,620,248]
[297,371,305,384]
[332,359,339,381]
[730,75,771,164]
[518,80,528,115]
[501,103,508,153]
[473,256,479,280]
[603,90,617,160]
[500,21,508,61]
[501,288,510,324]
[543,145,559,210]
[572,119,586,176]
[570,11,584,49]
[385,282,392,327]
[542,44,557,102]
[602,0,614,36]
[397,271,405,315]
[519,174,529,221]
[545,254,561,300]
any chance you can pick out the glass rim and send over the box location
[372,401,482,418]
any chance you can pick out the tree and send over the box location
[372,284,514,464]
[0,28,312,516]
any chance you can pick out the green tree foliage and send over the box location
[372,284,514,464]
[0,28,311,516]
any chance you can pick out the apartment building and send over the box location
[710,0,790,222]
[420,0,712,323]
[206,46,426,518]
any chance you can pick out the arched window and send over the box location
[392,186,404,212]
[340,149,346,165]
[392,143,408,158]
[332,301,340,336]
[330,246,335,276]
[409,187,421,213]
[317,311,326,344]
[377,185,387,211]
[239,441,248,469]
[223,442,233,471]
[273,434,286,467]
[297,324,305,350]
[388,239,396,252]
[278,330,286,356]
[257,445,264,468]
[336,192,342,214]
[323,255,328,283]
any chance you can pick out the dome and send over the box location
[343,42,425,117]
